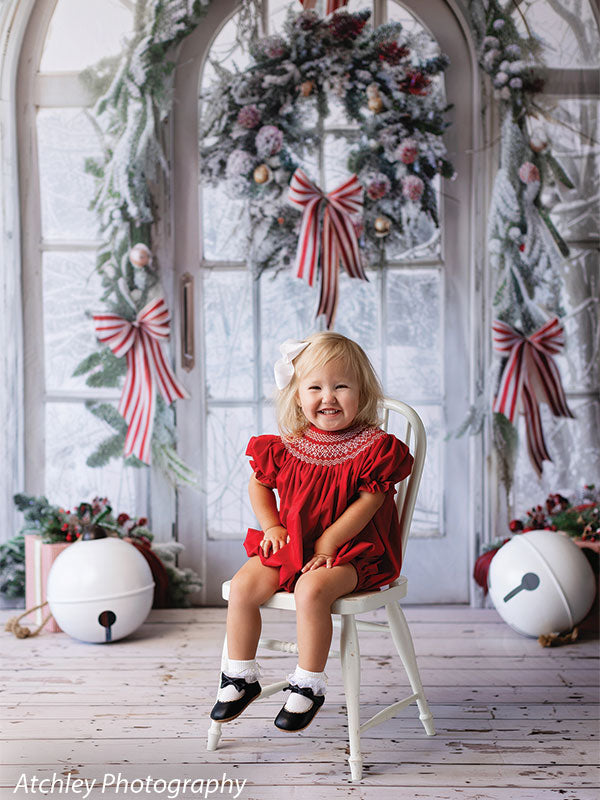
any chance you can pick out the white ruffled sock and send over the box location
[217,659,261,702]
[284,665,327,713]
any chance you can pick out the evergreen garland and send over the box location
[463,0,576,489]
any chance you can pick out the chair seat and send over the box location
[221,575,408,614]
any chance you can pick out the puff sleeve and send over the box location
[358,433,414,494]
[246,435,286,489]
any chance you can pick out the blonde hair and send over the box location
[275,332,384,438]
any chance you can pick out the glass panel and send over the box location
[260,267,318,397]
[335,269,382,377]
[43,252,104,391]
[37,108,101,241]
[541,99,599,242]
[555,248,599,395]
[204,269,255,399]
[512,396,599,515]
[201,184,248,262]
[206,406,256,538]
[512,0,600,68]
[40,0,134,72]
[385,269,442,401]
[45,403,137,511]
[386,403,442,535]
[201,14,251,92]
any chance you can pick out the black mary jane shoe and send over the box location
[274,684,325,732]
[210,673,261,722]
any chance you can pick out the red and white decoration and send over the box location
[288,168,366,328]
[93,296,189,464]
[492,317,574,476]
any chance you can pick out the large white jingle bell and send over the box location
[488,530,596,638]
[47,535,154,643]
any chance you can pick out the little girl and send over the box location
[210,332,413,732]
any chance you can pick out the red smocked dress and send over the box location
[243,423,414,593]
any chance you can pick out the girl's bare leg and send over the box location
[293,564,358,672]
[226,556,281,660]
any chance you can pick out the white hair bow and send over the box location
[273,339,310,390]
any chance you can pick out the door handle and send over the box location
[180,273,194,371]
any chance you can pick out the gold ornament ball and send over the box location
[253,164,270,184]
[374,216,391,237]
[300,80,314,97]
[129,243,152,268]
[368,96,384,114]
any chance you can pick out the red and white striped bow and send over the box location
[299,0,348,14]
[93,296,189,464]
[492,317,574,476]
[289,168,365,328]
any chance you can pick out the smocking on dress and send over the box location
[243,423,413,593]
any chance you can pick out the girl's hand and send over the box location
[301,552,335,572]
[260,525,290,557]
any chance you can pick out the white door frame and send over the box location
[172,0,485,605]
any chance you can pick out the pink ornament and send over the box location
[519,162,540,184]
[255,125,283,157]
[366,172,391,200]
[237,104,261,129]
[402,175,424,203]
[129,243,151,268]
[395,139,419,165]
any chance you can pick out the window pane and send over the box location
[334,269,382,377]
[385,269,442,401]
[202,184,248,261]
[201,14,251,91]
[386,403,443,535]
[45,403,137,511]
[512,0,600,68]
[43,252,103,392]
[206,406,256,538]
[204,270,255,399]
[260,268,318,396]
[37,108,101,241]
[512,397,598,512]
[40,0,134,72]
[542,99,599,242]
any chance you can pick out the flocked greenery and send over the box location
[199,7,454,275]
[0,494,202,604]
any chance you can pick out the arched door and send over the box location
[173,0,479,604]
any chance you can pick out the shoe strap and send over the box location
[284,683,318,700]
[220,673,250,692]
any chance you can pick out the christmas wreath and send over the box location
[199,8,454,310]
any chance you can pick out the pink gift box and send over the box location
[25,534,71,633]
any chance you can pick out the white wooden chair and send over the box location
[206,398,435,781]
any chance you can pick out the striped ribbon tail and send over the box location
[93,296,189,464]
[288,168,365,329]
[492,317,574,476]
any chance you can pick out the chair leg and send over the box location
[386,602,435,736]
[340,614,363,781]
[206,633,229,750]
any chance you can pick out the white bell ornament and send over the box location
[488,530,596,637]
[47,529,155,643]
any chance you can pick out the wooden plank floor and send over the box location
[1,605,599,800]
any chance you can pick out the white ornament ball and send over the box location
[129,243,152,268]
[488,530,596,637]
[47,537,155,643]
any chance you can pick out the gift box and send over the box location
[25,534,71,632]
